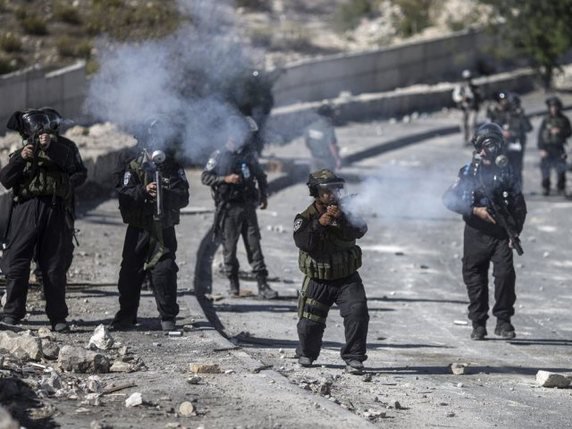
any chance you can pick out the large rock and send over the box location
[0,331,43,361]
[58,345,110,374]
[536,370,571,388]
[88,324,114,351]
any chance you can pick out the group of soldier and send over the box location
[0,76,568,375]
[453,70,571,196]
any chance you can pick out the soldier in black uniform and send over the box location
[201,117,278,299]
[443,123,527,340]
[486,92,533,187]
[0,109,77,332]
[293,169,369,374]
[41,107,87,272]
[111,119,189,331]
[537,96,571,196]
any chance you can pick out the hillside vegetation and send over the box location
[0,0,485,75]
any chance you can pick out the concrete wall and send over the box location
[0,62,86,135]
[272,30,524,106]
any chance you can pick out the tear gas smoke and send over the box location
[85,0,264,161]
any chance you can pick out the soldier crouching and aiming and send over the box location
[293,169,369,374]
[443,123,527,341]
[111,119,189,332]
[201,116,278,300]
[0,109,77,332]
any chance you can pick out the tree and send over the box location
[478,0,572,90]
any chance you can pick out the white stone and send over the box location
[88,324,114,351]
[178,401,195,417]
[536,370,571,388]
[125,392,143,407]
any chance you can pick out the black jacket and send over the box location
[201,146,267,204]
[443,157,527,238]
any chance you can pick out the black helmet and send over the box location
[307,169,345,197]
[6,109,50,139]
[495,91,508,103]
[546,96,562,109]
[317,103,335,118]
[472,123,504,154]
[507,92,521,109]
[40,107,63,134]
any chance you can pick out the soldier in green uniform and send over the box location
[293,169,369,374]
[0,109,76,332]
[538,96,571,196]
[111,119,189,331]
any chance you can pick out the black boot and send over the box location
[229,276,240,297]
[256,275,278,300]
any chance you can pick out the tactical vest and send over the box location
[15,151,70,203]
[120,154,180,230]
[543,116,569,146]
[297,204,362,280]
[214,153,259,204]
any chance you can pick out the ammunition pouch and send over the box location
[297,277,330,324]
[298,246,362,280]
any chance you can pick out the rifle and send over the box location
[477,168,524,256]
[486,191,523,255]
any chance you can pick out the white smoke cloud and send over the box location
[84,0,264,161]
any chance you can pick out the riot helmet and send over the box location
[317,103,335,118]
[6,109,50,139]
[471,123,506,164]
[545,96,562,110]
[40,107,63,134]
[507,92,521,109]
[307,169,345,198]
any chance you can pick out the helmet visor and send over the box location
[21,112,50,137]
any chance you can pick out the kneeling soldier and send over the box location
[293,169,369,374]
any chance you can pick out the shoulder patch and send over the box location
[293,218,304,232]
[205,150,220,171]
[123,171,131,186]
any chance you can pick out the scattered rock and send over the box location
[363,373,372,382]
[37,327,54,339]
[453,320,468,326]
[450,363,469,375]
[88,324,114,351]
[110,361,134,373]
[38,370,63,396]
[41,338,60,360]
[190,363,221,374]
[58,345,110,374]
[446,411,456,417]
[187,376,202,385]
[86,376,104,393]
[536,370,571,388]
[178,401,196,417]
[125,392,144,407]
[0,331,43,361]
[394,401,403,410]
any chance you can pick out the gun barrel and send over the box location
[154,170,162,219]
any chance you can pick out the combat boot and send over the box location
[345,360,365,375]
[229,276,240,298]
[256,274,278,300]
[494,319,516,339]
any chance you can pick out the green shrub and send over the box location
[86,0,179,41]
[54,2,82,25]
[393,0,434,37]
[0,33,22,53]
[0,55,18,75]
[56,36,92,58]
[19,14,49,36]
[334,0,376,32]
